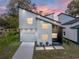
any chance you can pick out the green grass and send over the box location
[0,30,20,59]
[33,38,79,59]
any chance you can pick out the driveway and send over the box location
[12,42,35,59]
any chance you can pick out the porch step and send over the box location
[54,46,64,49]
[36,46,64,50]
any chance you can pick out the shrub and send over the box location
[46,42,49,46]
[40,42,43,46]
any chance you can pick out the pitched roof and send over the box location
[44,13,54,16]
[71,25,79,29]
[36,17,65,28]
[19,6,61,24]
[62,18,79,25]
[58,13,76,18]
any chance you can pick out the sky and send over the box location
[31,0,71,15]
[0,0,71,15]
[0,0,10,15]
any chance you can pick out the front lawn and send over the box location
[33,38,79,59]
[0,30,20,59]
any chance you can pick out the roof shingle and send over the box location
[71,25,79,29]
[62,18,79,25]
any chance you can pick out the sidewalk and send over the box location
[12,42,35,59]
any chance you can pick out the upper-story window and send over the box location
[27,18,33,25]
[41,23,48,29]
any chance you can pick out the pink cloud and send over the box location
[36,0,72,15]
[36,6,64,15]
[50,9,64,13]
[37,6,49,14]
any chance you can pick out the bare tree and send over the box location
[8,0,32,15]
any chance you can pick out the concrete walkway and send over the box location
[12,42,35,59]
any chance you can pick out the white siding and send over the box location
[62,21,79,42]
[19,9,37,29]
[19,8,52,45]
[20,29,37,42]
[59,14,79,42]
[19,8,62,28]
[63,28,77,42]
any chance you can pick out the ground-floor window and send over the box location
[41,34,48,41]
[52,33,57,38]
[21,29,36,33]
[63,31,66,35]
[26,29,36,33]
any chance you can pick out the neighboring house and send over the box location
[58,13,76,24]
[19,7,63,46]
[58,13,79,44]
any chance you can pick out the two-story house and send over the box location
[19,7,63,46]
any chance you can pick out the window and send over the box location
[63,32,65,35]
[26,29,31,32]
[41,34,48,41]
[27,18,33,24]
[53,25,57,29]
[41,23,48,29]
[25,29,36,33]
[52,33,57,38]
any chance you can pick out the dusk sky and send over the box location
[0,0,71,15]
[32,0,71,15]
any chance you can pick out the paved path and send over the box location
[12,42,35,59]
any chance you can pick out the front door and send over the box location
[20,29,37,42]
